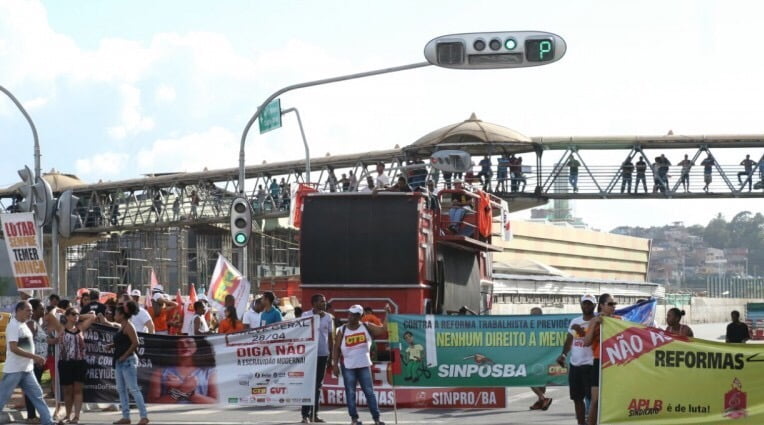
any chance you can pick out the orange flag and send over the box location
[168,289,184,335]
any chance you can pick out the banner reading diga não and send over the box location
[600,317,764,424]
[387,314,575,387]
[76,316,318,407]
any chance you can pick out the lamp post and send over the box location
[235,31,567,276]
[281,107,311,183]
[0,85,47,292]
[0,85,41,181]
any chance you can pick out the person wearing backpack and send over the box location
[331,304,387,425]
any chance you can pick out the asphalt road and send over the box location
[63,387,578,425]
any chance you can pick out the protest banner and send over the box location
[0,212,49,290]
[600,317,764,424]
[320,362,506,408]
[387,314,575,388]
[79,317,318,407]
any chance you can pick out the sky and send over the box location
[1,0,763,231]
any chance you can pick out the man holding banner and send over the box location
[558,294,596,425]
[300,294,334,423]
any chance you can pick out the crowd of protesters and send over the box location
[0,287,392,425]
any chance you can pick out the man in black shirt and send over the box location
[726,310,751,343]
[635,158,648,193]
[620,158,634,193]
[81,289,106,316]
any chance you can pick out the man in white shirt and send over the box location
[375,163,390,189]
[242,297,263,330]
[0,301,52,425]
[557,294,596,425]
[129,290,155,333]
[300,294,334,423]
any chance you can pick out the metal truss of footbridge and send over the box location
[2,115,764,237]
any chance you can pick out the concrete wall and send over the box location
[496,220,651,282]
[491,297,764,327]
[654,297,764,326]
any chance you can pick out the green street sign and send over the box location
[258,98,282,134]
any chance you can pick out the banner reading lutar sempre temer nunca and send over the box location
[600,317,764,424]
[387,314,575,387]
[77,316,318,406]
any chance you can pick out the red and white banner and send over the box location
[0,213,50,290]
[320,362,506,409]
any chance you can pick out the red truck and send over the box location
[298,188,506,408]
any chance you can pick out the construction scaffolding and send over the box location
[64,223,299,297]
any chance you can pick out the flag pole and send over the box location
[392,342,399,424]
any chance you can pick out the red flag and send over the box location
[150,269,159,290]
[168,289,184,335]
[187,284,198,313]
[145,268,159,310]
[289,183,318,229]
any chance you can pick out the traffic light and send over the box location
[423,31,566,69]
[32,176,53,227]
[230,197,252,248]
[57,189,80,238]
[16,166,34,213]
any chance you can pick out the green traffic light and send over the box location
[504,38,517,50]
[234,232,248,244]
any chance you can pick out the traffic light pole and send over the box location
[281,107,311,183]
[51,215,60,293]
[0,85,45,268]
[237,61,430,277]
[0,85,41,180]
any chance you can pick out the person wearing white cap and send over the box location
[557,295,596,425]
[150,284,177,335]
[129,290,155,334]
[331,304,388,425]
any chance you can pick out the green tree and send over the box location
[704,213,730,248]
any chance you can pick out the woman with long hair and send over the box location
[47,306,98,424]
[148,337,218,403]
[583,293,620,425]
[665,308,694,337]
[217,306,243,334]
[104,300,149,425]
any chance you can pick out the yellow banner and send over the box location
[600,317,764,424]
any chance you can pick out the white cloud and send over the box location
[107,84,154,140]
[137,127,240,173]
[23,96,49,110]
[155,85,176,103]
[75,152,130,177]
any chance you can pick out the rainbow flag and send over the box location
[206,254,251,319]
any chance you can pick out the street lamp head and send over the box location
[423,31,566,69]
